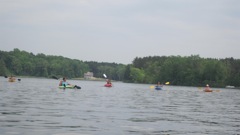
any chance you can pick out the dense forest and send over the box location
[1,49,240,88]
[0,48,125,80]
[130,56,240,87]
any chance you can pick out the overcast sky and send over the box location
[0,0,239,64]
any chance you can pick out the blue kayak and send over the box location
[155,86,163,90]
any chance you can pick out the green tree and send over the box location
[123,65,131,82]
[130,67,145,83]
[0,58,8,76]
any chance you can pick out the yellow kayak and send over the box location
[8,79,16,82]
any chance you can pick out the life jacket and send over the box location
[62,81,68,86]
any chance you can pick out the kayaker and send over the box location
[106,79,112,84]
[155,82,163,90]
[59,77,81,89]
[104,79,112,87]
[8,75,16,82]
[205,84,210,90]
[204,84,213,92]
[59,77,72,87]
[156,82,163,87]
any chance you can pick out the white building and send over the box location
[84,72,94,79]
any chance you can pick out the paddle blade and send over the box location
[150,86,155,89]
[74,85,81,89]
[103,74,107,78]
[165,82,170,85]
[52,76,58,80]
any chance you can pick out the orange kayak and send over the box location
[204,89,213,92]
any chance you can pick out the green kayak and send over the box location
[58,85,75,89]
[58,85,81,89]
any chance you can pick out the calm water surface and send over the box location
[0,77,239,135]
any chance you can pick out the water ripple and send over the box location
[0,78,239,135]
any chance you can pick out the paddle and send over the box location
[103,74,107,79]
[150,86,155,89]
[5,75,21,82]
[74,85,81,89]
[150,82,170,88]
[52,76,59,80]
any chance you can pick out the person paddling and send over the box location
[106,79,112,84]
[8,75,16,82]
[104,79,112,87]
[204,84,212,92]
[59,77,69,87]
[205,84,210,90]
[157,82,163,87]
[59,77,81,89]
[155,82,163,90]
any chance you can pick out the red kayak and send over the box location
[104,84,112,87]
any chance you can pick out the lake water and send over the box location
[0,77,239,135]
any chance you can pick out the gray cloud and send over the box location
[1,0,239,64]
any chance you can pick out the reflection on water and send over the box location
[0,77,240,135]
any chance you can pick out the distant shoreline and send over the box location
[1,76,239,89]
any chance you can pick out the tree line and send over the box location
[0,48,88,78]
[126,55,240,87]
[0,48,125,80]
[0,49,239,88]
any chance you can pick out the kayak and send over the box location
[104,84,112,87]
[58,85,81,89]
[155,86,162,90]
[204,89,213,92]
[59,85,75,89]
[8,79,16,82]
